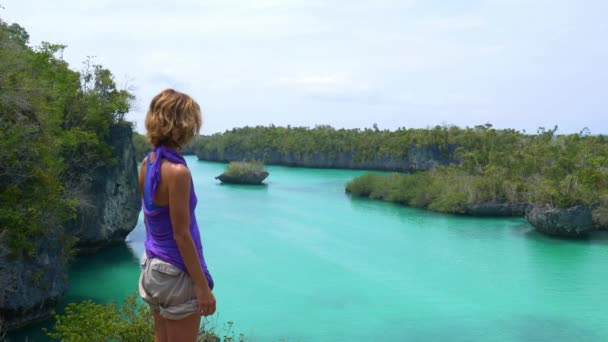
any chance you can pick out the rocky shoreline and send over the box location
[196,145,459,173]
[348,190,606,238]
[199,148,605,239]
[526,205,594,237]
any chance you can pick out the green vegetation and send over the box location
[47,293,244,342]
[347,126,608,212]
[191,124,463,163]
[225,161,266,176]
[0,17,133,257]
[133,132,150,160]
[193,124,607,211]
[133,132,200,161]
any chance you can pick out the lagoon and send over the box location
[10,157,608,341]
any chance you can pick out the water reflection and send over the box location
[216,182,269,192]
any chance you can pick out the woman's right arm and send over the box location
[167,163,216,317]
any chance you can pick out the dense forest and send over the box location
[191,124,460,167]
[190,125,608,216]
[0,18,132,260]
[345,126,608,213]
[133,132,197,161]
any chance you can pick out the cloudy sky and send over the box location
[2,0,607,134]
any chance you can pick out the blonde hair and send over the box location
[145,89,202,148]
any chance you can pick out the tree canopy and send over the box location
[191,124,607,210]
[0,17,133,257]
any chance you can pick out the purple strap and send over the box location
[148,145,188,205]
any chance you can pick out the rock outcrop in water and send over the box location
[215,171,269,185]
[0,124,140,331]
[526,205,593,237]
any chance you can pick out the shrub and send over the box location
[47,293,246,342]
[47,293,154,342]
[225,161,265,176]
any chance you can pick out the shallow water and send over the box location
[10,157,608,341]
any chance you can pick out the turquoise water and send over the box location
[10,157,608,341]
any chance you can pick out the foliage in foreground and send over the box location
[347,127,608,212]
[225,161,266,176]
[48,293,245,342]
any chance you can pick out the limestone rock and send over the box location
[466,202,529,217]
[526,205,593,237]
[215,171,269,185]
[0,123,141,331]
[592,206,608,230]
[66,123,141,253]
[0,230,68,331]
[197,144,459,172]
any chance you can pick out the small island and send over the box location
[216,161,269,185]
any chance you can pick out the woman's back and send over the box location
[141,146,213,288]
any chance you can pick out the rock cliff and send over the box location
[0,123,140,331]
[592,209,608,231]
[0,230,67,331]
[196,144,459,172]
[526,205,593,237]
[67,124,141,253]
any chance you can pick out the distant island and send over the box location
[181,124,608,238]
[216,161,269,185]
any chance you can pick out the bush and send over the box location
[47,293,153,342]
[47,293,246,342]
[225,161,266,176]
[345,174,382,197]
[132,132,150,161]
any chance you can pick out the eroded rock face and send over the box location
[592,206,608,230]
[526,205,593,237]
[215,171,269,185]
[466,202,529,217]
[0,123,141,331]
[197,144,459,172]
[67,124,141,253]
[0,230,68,331]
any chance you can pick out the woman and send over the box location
[138,88,216,342]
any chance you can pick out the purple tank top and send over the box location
[143,145,214,289]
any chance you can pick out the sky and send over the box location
[2,0,607,134]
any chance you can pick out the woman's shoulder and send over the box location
[161,160,191,179]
